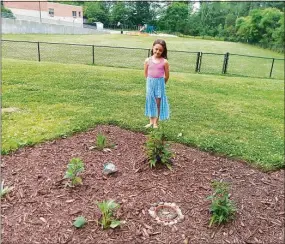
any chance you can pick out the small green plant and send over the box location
[64,158,84,187]
[207,180,237,227]
[96,200,122,229]
[73,216,87,228]
[94,133,115,150]
[1,180,13,198]
[145,128,173,169]
[96,133,107,150]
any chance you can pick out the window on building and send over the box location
[49,8,54,17]
[72,11,77,18]
[78,11,81,17]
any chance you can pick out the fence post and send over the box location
[222,52,229,74]
[222,54,225,73]
[198,52,203,72]
[148,49,151,57]
[37,42,41,62]
[195,52,200,72]
[269,58,275,78]
[225,52,229,74]
[92,45,95,65]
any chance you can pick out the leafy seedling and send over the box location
[73,216,87,228]
[96,200,123,229]
[64,158,84,187]
[94,133,115,151]
[96,133,107,150]
[207,180,237,227]
[145,128,173,170]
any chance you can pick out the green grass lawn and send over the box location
[3,34,284,58]
[2,59,284,171]
[3,34,284,79]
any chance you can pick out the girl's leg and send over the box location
[154,98,161,127]
[145,117,155,128]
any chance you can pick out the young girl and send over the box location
[144,39,170,128]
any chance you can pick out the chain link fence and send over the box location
[167,50,198,73]
[198,52,225,74]
[227,54,283,79]
[39,42,93,64]
[2,40,284,79]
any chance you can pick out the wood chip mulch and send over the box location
[1,125,284,244]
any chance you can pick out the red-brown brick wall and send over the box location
[3,1,48,11]
[3,1,83,17]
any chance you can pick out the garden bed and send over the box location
[1,125,284,244]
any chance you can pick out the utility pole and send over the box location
[38,1,42,22]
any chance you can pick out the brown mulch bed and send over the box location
[1,125,284,244]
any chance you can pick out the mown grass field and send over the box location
[3,34,284,79]
[3,34,284,58]
[2,58,284,171]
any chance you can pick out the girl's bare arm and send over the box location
[144,58,149,78]
[164,60,169,83]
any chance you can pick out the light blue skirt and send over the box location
[145,77,170,120]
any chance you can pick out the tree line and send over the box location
[72,1,283,53]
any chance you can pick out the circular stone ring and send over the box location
[148,202,184,226]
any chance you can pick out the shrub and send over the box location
[207,180,237,227]
[145,129,173,169]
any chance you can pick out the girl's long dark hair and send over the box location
[151,39,168,59]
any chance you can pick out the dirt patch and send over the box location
[1,107,20,113]
[1,125,284,244]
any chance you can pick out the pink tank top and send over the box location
[147,58,165,78]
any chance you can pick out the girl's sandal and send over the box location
[145,123,153,128]
[153,124,158,129]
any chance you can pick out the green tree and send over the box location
[235,16,252,42]
[272,15,284,51]
[148,2,166,26]
[160,2,189,32]
[185,13,201,36]
[236,7,283,48]
[1,3,15,18]
[199,2,227,36]
[225,13,236,28]
[110,2,129,24]
[127,2,152,25]
[258,8,283,47]
[84,2,109,24]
